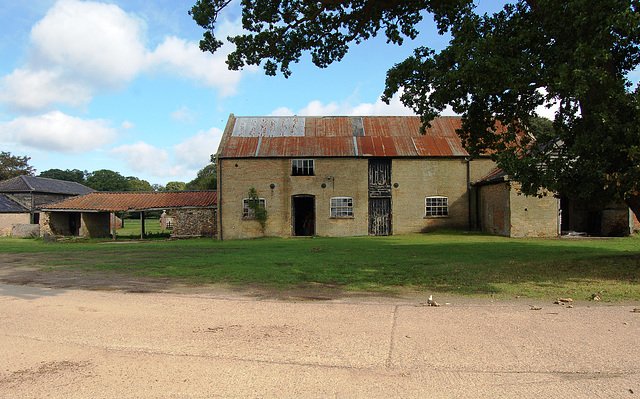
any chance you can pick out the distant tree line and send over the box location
[0,151,217,192]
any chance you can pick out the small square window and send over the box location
[426,196,448,217]
[242,198,266,218]
[330,197,354,217]
[291,159,314,176]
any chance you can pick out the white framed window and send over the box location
[425,196,449,217]
[291,159,314,176]
[242,198,266,218]
[330,197,354,218]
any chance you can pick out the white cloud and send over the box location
[120,121,135,130]
[30,0,148,87]
[170,106,197,124]
[173,127,223,169]
[271,91,456,117]
[0,0,249,113]
[1,111,117,154]
[148,36,244,96]
[110,141,171,176]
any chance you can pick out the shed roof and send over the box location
[474,168,508,186]
[219,115,475,158]
[41,191,217,212]
[0,194,29,213]
[0,175,94,195]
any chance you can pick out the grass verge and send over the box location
[1,232,639,301]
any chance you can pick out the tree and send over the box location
[85,169,129,191]
[0,151,34,181]
[126,177,154,191]
[191,0,640,219]
[38,169,86,184]
[165,181,187,191]
[185,155,217,190]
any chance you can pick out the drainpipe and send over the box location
[217,158,222,241]
[466,158,472,230]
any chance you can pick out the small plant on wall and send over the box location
[247,187,267,233]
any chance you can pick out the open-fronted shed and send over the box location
[40,191,217,239]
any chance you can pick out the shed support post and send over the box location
[140,211,145,239]
[112,212,117,240]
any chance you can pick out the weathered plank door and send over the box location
[368,159,392,236]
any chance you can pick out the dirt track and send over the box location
[1,259,639,398]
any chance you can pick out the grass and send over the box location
[116,218,170,238]
[1,231,639,301]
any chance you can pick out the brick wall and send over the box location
[509,185,558,237]
[478,182,511,236]
[171,208,217,238]
[0,213,30,236]
[219,157,497,239]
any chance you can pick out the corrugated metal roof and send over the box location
[0,175,95,195]
[219,115,474,158]
[42,191,217,212]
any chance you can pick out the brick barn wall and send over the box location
[219,158,369,240]
[0,213,30,236]
[392,158,496,234]
[478,183,511,236]
[219,157,497,239]
[171,208,217,238]
[508,185,559,237]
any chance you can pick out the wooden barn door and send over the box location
[368,159,392,236]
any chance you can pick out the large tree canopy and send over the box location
[191,0,640,218]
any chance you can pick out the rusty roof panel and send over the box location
[221,137,260,158]
[221,115,474,158]
[255,137,356,157]
[42,191,217,212]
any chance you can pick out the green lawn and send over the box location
[1,232,639,301]
[117,218,168,237]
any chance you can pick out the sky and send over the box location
[0,0,560,186]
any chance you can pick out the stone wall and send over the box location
[0,213,30,236]
[171,208,217,238]
[11,224,40,238]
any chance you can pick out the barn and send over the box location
[215,115,501,240]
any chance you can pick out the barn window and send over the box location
[242,198,266,218]
[425,196,449,217]
[291,159,314,176]
[330,197,354,218]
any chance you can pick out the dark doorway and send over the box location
[292,195,315,236]
[368,159,392,235]
[69,212,81,236]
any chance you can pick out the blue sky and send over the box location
[0,1,549,185]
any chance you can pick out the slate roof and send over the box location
[42,191,217,212]
[0,194,29,213]
[0,175,94,195]
[219,115,481,158]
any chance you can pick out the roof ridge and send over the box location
[19,175,35,191]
